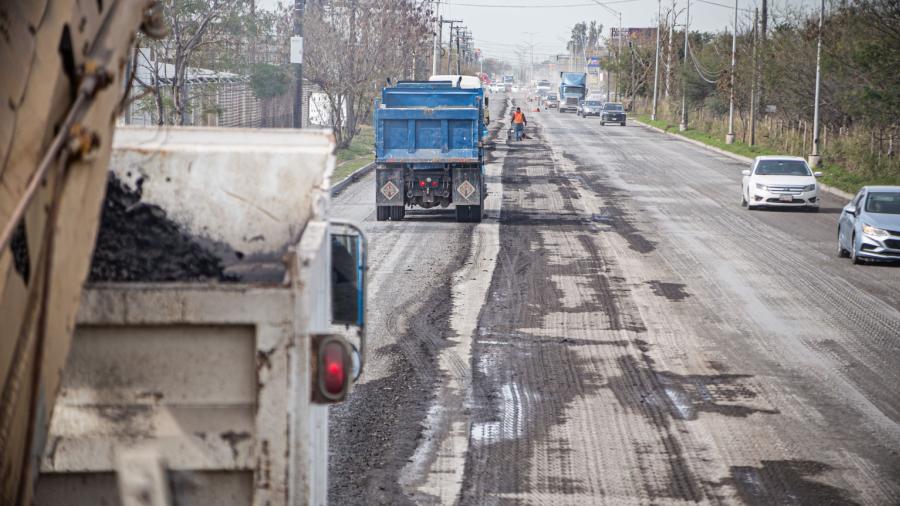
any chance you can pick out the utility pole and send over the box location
[440,19,460,74]
[629,42,636,106]
[666,0,676,98]
[455,26,462,74]
[291,0,306,128]
[432,1,441,76]
[749,7,758,146]
[444,20,459,74]
[616,13,622,101]
[809,0,824,167]
[726,0,738,144]
[679,0,690,131]
[449,23,456,74]
[590,1,622,101]
[651,0,662,120]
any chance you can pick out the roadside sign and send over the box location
[290,36,303,64]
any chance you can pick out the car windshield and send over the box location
[603,103,623,111]
[585,101,602,106]
[546,94,557,100]
[865,192,900,215]
[754,160,811,176]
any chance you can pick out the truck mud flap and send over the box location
[375,166,404,206]
[452,167,483,207]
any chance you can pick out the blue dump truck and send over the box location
[374,79,488,222]
[558,72,588,113]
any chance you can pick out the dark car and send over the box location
[577,100,604,118]
[600,102,626,126]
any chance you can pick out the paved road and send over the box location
[329,93,900,505]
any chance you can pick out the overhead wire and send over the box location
[685,37,722,84]
[694,0,753,14]
[452,0,638,7]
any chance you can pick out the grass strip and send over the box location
[632,114,899,194]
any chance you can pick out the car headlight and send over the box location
[803,184,816,191]
[862,224,890,238]
[755,183,767,191]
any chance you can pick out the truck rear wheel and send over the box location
[390,206,404,221]
[376,206,389,221]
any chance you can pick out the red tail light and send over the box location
[431,181,438,187]
[322,342,346,396]
[419,180,426,187]
[312,335,352,403]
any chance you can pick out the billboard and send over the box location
[610,27,658,44]
[587,56,601,68]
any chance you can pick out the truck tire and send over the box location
[376,206,390,221]
[390,206,404,221]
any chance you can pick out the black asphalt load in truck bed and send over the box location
[89,174,232,282]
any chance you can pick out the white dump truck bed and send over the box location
[34,128,339,506]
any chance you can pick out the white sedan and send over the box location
[741,156,822,212]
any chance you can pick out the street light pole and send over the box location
[679,0,690,131]
[651,0,662,120]
[809,0,824,167]
[726,0,738,144]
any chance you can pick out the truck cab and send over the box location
[559,72,588,113]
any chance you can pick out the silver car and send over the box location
[837,186,900,264]
[577,99,603,117]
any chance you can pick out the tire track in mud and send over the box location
[549,116,898,504]
[459,118,715,503]
[461,121,607,503]
[458,109,876,504]
[328,225,473,506]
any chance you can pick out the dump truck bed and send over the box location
[375,83,483,164]
[31,127,338,505]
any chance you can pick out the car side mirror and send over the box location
[331,220,367,379]
[846,205,857,216]
[814,171,823,178]
[741,170,751,176]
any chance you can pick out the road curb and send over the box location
[632,119,855,201]
[331,161,375,197]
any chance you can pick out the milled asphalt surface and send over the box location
[329,92,900,505]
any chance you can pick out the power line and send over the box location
[452,0,637,8]
[694,0,752,14]
[686,37,721,84]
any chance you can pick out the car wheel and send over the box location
[837,229,850,258]
[620,122,626,126]
[850,234,864,264]
[741,191,748,207]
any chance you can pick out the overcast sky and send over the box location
[260,0,814,65]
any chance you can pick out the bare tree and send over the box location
[304,0,431,148]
